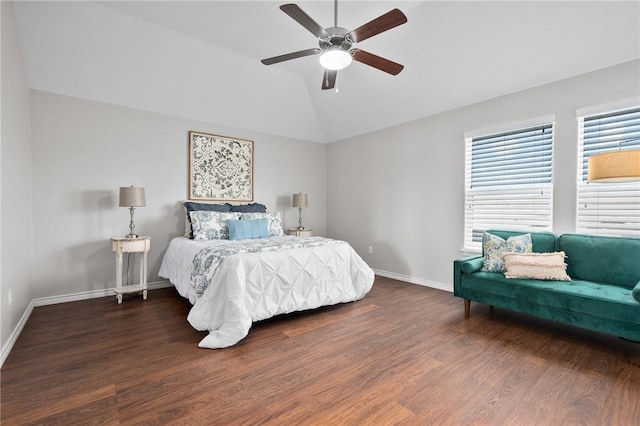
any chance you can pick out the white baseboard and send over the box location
[34,280,172,306]
[0,280,172,368]
[373,269,453,293]
[1,299,34,368]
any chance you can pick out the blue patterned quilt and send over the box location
[190,236,340,297]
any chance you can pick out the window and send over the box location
[464,123,554,251]
[576,106,640,237]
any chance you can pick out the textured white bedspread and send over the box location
[158,236,374,348]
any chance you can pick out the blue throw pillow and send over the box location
[227,219,269,240]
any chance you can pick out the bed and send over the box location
[158,208,374,348]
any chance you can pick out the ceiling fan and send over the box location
[261,1,407,90]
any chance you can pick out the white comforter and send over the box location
[158,236,374,348]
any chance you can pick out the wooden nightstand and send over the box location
[287,228,313,237]
[111,237,150,304]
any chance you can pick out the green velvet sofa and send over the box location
[454,230,640,341]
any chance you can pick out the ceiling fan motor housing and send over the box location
[319,27,353,52]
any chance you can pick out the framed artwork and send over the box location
[189,131,254,201]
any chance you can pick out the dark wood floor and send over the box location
[1,276,639,425]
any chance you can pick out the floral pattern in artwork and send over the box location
[189,131,253,201]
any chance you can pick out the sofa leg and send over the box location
[464,299,470,319]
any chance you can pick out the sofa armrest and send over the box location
[633,281,640,303]
[454,255,484,296]
[461,257,484,274]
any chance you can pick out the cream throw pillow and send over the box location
[502,251,571,281]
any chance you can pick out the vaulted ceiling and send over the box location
[13,1,640,143]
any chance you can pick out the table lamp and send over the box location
[119,186,146,238]
[292,193,308,230]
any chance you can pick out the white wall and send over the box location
[29,90,327,299]
[327,60,640,290]
[1,1,35,360]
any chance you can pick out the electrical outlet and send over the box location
[368,246,373,254]
[8,289,13,305]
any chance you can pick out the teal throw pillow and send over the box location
[240,212,284,236]
[227,219,269,240]
[481,232,533,272]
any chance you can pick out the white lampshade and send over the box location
[292,193,308,208]
[588,150,640,182]
[319,49,352,71]
[119,186,146,207]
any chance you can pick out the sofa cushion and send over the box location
[460,272,640,325]
[559,234,640,289]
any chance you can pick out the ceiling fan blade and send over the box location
[347,8,407,43]
[261,48,321,65]
[280,4,329,39]
[351,49,404,75]
[322,69,337,90]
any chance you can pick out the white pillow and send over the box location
[190,211,240,240]
[502,251,571,281]
[240,212,284,236]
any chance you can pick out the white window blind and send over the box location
[464,123,554,251]
[576,106,640,237]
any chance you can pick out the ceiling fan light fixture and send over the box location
[319,48,352,70]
